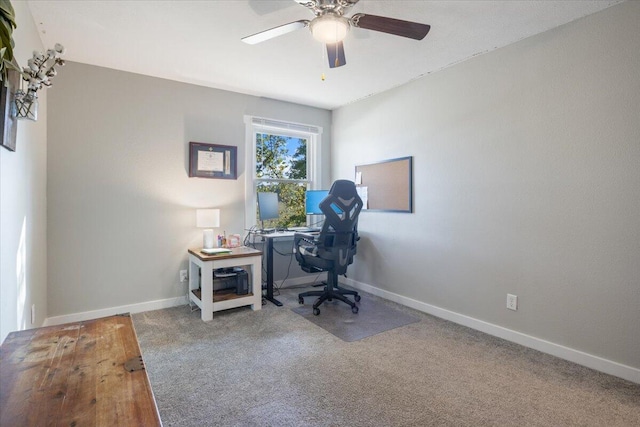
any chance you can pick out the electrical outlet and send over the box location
[506,294,518,311]
[31,304,36,324]
[179,270,188,283]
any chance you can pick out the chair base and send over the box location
[299,277,360,315]
[311,281,360,301]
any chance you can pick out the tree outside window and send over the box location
[256,133,307,229]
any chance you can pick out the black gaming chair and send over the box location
[294,180,363,315]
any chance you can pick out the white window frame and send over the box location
[244,116,323,230]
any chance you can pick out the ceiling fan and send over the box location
[241,0,431,69]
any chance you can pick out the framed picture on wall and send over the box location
[188,141,238,179]
[1,69,20,152]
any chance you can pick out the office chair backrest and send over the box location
[319,180,363,274]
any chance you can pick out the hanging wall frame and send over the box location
[0,69,19,152]
[188,141,238,179]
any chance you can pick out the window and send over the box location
[256,133,307,228]
[245,117,322,230]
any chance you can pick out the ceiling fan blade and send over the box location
[351,14,430,40]
[242,20,309,45]
[327,41,346,69]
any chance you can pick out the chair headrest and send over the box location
[329,180,358,198]
[320,180,362,231]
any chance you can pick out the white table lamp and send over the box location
[196,209,220,249]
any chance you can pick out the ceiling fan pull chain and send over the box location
[321,42,328,81]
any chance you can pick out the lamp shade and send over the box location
[196,209,220,228]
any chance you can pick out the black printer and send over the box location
[213,267,249,295]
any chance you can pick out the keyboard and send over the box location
[287,227,321,233]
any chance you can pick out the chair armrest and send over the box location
[293,232,319,248]
[294,232,320,257]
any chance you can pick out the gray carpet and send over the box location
[132,286,640,427]
[291,292,420,342]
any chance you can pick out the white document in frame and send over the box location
[355,171,362,185]
[198,151,224,172]
[356,186,368,209]
[224,150,231,175]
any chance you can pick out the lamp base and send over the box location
[203,229,216,249]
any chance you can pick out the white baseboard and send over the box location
[41,273,318,326]
[43,296,188,326]
[341,277,640,384]
[42,279,639,384]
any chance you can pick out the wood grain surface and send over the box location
[0,314,162,426]
[188,246,262,262]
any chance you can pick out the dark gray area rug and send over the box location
[291,293,420,342]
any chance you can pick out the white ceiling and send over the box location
[27,0,622,110]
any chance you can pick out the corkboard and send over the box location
[355,156,412,212]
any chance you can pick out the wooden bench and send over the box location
[0,314,162,426]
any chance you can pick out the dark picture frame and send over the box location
[1,69,20,152]
[188,141,238,179]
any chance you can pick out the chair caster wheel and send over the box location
[354,295,361,302]
[352,305,359,314]
[313,308,320,316]
[298,297,304,304]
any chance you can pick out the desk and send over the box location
[252,231,318,307]
[0,315,161,426]
[188,247,262,321]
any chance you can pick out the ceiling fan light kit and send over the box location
[242,0,430,69]
[310,14,349,44]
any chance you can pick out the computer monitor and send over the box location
[305,190,329,215]
[257,192,279,221]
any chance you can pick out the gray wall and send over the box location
[0,2,48,342]
[332,1,640,369]
[47,63,331,317]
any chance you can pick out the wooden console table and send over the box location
[188,246,262,321]
[0,314,162,426]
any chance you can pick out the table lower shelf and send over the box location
[191,288,254,303]
[189,288,259,314]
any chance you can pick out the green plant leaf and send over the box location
[0,0,17,30]
[0,0,16,83]
[0,23,13,61]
